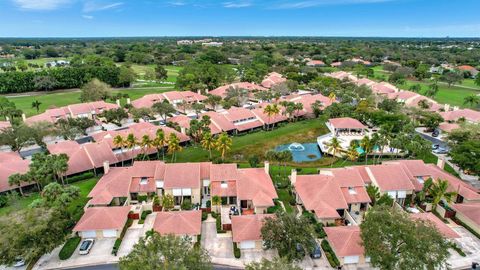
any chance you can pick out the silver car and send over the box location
[79,239,95,255]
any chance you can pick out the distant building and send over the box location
[202,42,223,47]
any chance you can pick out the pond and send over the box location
[275,142,323,162]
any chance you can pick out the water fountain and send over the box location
[288,142,306,151]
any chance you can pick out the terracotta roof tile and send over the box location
[153,210,202,236]
[232,214,274,242]
[73,206,130,232]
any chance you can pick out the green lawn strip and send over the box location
[372,66,479,108]
[0,177,97,218]
[173,118,330,164]
[59,236,81,260]
[6,87,175,117]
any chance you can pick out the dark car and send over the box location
[310,241,322,259]
[432,130,440,137]
[432,144,440,150]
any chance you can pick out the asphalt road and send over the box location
[68,264,241,270]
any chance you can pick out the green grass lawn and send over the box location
[6,87,175,117]
[0,178,98,218]
[372,65,480,108]
[172,118,333,166]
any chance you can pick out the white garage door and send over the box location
[82,230,97,238]
[344,255,360,264]
[240,241,255,249]
[103,229,117,237]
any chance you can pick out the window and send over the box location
[140,177,148,185]
[348,187,357,195]
[417,176,424,184]
[221,181,228,188]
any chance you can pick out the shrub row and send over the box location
[0,66,124,93]
[233,242,241,259]
[138,210,152,225]
[321,239,340,268]
[59,236,81,260]
[112,218,133,256]
[66,172,95,184]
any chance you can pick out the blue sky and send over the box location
[1,0,479,37]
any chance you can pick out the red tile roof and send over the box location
[365,164,415,192]
[210,82,267,99]
[440,109,480,123]
[0,152,30,193]
[0,121,11,129]
[324,226,364,257]
[306,60,325,66]
[261,72,287,88]
[410,213,459,238]
[295,175,348,219]
[47,141,118,175]
[231,214,273,242]
[329,117,366,129]
[438,122,460,133]
[163,163,202,189]
[237,168,277,207]
[451,203,480,227]
[131,91,206,109]
[153,210,202,236]
[73,206,130,232]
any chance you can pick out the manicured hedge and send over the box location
[233,242,241,258]
[321,239,340,268]
[66,172,95,184]
[138,210,152,224]
[59,236,81,260]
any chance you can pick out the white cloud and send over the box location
[167,1,186,6]
[273,0,394,9]
[83,1,123,12]
[223,1,252,8]
[12,0,73,10]
[82,14,94,19]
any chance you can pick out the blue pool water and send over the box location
[275,143,323,162]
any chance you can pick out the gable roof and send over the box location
[163,163,202,189]
[261,72,287,88]
[451,203,480,227]
[365,164,415,192]
[73,206,130,232]
[324,226,364,257]
[0,152,30,193]
[210,82,267,99]
[237,168,277,207]
[231,214,273,242]
[153,210,202,236]
[295,175,348,219]
[47,141,118,175]
[329,117,366,129]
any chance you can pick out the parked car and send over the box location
[79,239,95,255]
[310,241,322,259]
[433,147,448,154]
[296,241,322,259]
[13,259,25,267]
[432,130,439,137]
[431,144,439,150]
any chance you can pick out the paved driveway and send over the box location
[448,226,480,269]
[34,238,118,270]
[117,228,142,257]
[202,220,234,259]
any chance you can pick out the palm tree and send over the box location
[328,92,336,103]
[52,154,69,185]
[152,129,167,161]
[428,179,457,211]
[263,103,280,131]
[126,133,138,163]
[201,132,216,159]
[366,184,380,205]
[8,173,25,196]
[167,133,182,162]
[293,103,303,122]
[360,136,372,165]
[113,135,126,166]
[344,144,359,164]
[463,94,480,108]
[325,137,342,167]
[31,100,42,113]
[215,132,232,162]
[211,195,222,213]
[140,135,153,160]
